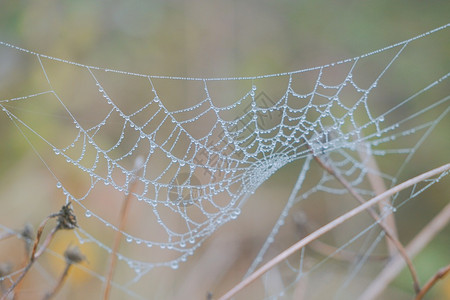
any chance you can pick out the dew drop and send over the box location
[85,211,92,218]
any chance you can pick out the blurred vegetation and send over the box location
[0,1,449,299]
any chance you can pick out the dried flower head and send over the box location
[64,246,85,265]
[57,202,78,230]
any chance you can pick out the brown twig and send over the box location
[311,153,421,293]
[1,203,77,300]
[357,142,399,256]
[359,201,450,300]
[103,157,143,300]
[217,163,450,300]
[42,246,85,300]
[414,264,450,300]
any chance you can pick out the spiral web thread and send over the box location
[0,24,449,298]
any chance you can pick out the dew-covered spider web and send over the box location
[0,24,449,299]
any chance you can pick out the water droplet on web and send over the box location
[126,237,133,243]
[85,211,92,218]
[56,182,62,189]
[170,261,179,269]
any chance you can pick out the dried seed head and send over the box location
[64,246,85,265]
[57,202,78,230]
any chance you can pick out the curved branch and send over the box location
[217,163,450,300]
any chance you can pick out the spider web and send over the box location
[0,24,449,299]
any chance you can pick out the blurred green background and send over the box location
[0,1,449,299]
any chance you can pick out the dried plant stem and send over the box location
[42,246,84,300]
[42,262,71,300]
[1,216,56,300]
[1,203,77,300]
[414,264,450,300]
[1,214,56,300]
[103,177,139,300]
[217,163,449,300]
[357,142,398,256]
[312,154,421,293]
[359,201,450,300]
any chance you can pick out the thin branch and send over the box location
[102,189,134,300]
[359,201,450,300]
[217,163,450,300]
[1,216,53,300]
[312,154,421,293]
[415,264,450,300]
[357,142,398,256]
[1,203,77,300]
[103,157,143,300]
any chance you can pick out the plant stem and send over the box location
[359,201,450,300]
[217,163,449,300]
[414,264,450,300]
[103,157,143,300]
[312,154,421,293]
